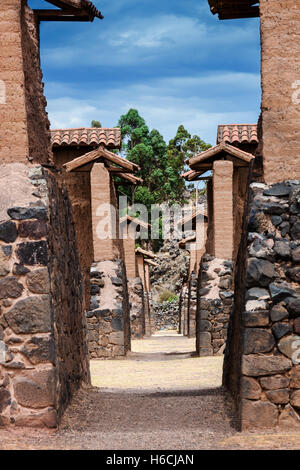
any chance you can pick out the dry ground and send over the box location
[0,332,299,450]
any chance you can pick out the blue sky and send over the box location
[29,0,261,146]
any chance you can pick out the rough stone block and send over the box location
[0,221,17,243]
[265,388,289,405]
[260,375,290,390]
[16,241,48,266]
[5,295,51,333]
[0,276,24,299]
[26,268,49,294]
[241,377,261,400]
[241,399,278,430]
[243,328,275,354]
[13,368,55,409]
[242,355,292,376]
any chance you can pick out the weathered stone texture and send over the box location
[86,260,131,358]
[0,1,51,163]
[225,180,300,430]
[128,277,145,339]
[196,255,233,356]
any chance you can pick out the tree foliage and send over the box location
[116,109,210,209]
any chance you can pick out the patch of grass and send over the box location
[159,290,178,303]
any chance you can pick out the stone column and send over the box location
[213,160,233,260]
[260,0,300,183]
[90,162,122,261]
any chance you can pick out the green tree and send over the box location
[91,120,102,128]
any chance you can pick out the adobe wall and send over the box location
[0,0,51,164]
[260,0,300,183]
[213,161,233,259]
[91,163,123,262]
[224,180,300,430]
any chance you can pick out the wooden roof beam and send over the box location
[34,10,90,21]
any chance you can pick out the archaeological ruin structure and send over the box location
[0,0,299,433]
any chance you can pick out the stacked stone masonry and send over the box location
[86,260,131,358]
[128,277,145,339]
[224,180,300,430]
[0,165,89,427]
[197,255,233,356]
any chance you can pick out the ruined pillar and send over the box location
[123,223,137,278]
[0,1,89,428]
[213,160,233,259]
[260,0,300,183]
[91,162,122,261]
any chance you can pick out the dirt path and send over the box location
[0,333,299,450]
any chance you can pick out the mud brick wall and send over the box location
[196,255,233,356]
[86,260,131,358]
[225,180,300,430]
[260,0,300,183]
[0,165,89,427]
[0,1,51,163]
[128,277,145,339]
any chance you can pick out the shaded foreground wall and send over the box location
[224,180,300,430]
[0,165,90,427]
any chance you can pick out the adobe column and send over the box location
[213,160,233,260]
[260,0,300,183]
[90,162,122,261]
[0,0,51,163]
[144,263,150,292]
[123,223,137,277]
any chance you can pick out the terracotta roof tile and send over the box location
[217,124,258,145]
[51,127,122,149]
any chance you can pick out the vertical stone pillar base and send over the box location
[86,260,131,358]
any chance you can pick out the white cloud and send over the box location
[41,13,259,68]
[46,71,260,145]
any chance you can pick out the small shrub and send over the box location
[159,290,178,303]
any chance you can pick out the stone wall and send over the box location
[0,165,89,427]
[224,180,300,430]
[179,285,188,336]
[128,277,145,339]
[196,255,233,356]
[153,299,179,331]
[86,259,131,358]
[46,169,90,421]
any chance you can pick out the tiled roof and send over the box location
[217,124,258,145]
[189,142,255,169]
[51,128,122,149]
